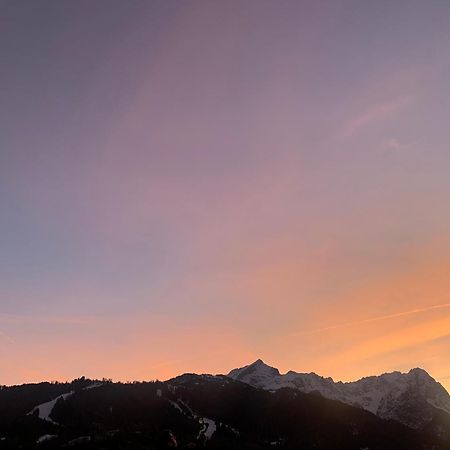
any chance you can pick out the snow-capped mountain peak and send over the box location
[228,359,280,388]
[228,361,450,431]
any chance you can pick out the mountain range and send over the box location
[0,362,448,449]
[229,360,450,433]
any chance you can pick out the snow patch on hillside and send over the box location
[28,383,103,424]
[197,418,216,440]
[28,391,74,424]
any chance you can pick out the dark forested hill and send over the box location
[0,374,448,449]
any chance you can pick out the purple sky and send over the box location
[1,0,450,387]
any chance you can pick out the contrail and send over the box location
[0,330,15,344]
[299,302,450,335]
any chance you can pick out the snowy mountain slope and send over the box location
[228,360,450,430]
[28,391,74,424]
[27,382,102,425]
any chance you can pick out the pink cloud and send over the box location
[339,95,414,139]
[381,138,411,152]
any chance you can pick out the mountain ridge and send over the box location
[0,369,449,448]
[228,359,450,433]
[229,360,445,388]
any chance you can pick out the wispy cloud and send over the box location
[298,302,450,336]
[0,314,96,326]
[339,95,414,139]
[0,331,15,345]
[315,315,450,373]
[381,138,411,152]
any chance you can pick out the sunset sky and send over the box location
[1,0,450,390]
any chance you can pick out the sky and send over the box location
[1,0,450,390]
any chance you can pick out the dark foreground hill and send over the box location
[0,374,449,449]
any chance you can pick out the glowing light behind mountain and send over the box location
[1,0,450,389]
